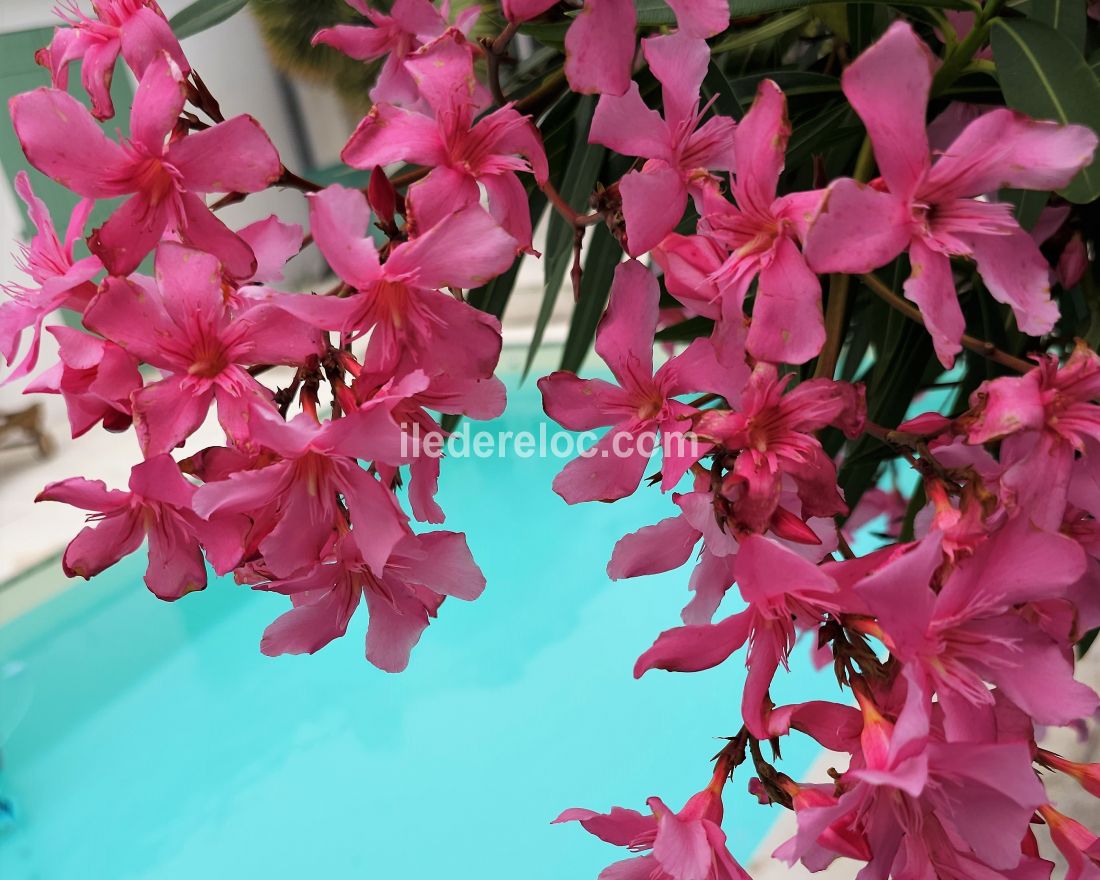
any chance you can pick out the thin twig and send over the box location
[859,272,1033,373]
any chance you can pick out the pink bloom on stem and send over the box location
[193,393,417,580]
[697,80,826,364]
[261,184,516,381]
[855,522,1095,729]
[312,0,474,107]
[10,53,282,277]
[539,259,749,504]
[965,344,1100,530]
[803,21,1098,367]
[778,675,1047,877]
[590,34,736,256]
[253,530,485,671]
[635,535,842,737]
[36,0,188,120]
[83,243,323,456]
[1,171,102,381]
[26,325,141,437]
[554,760,751,880]
[608,474,839,625]
[692,363,865,534]
[341,33,548,249]
[1038,750,1100,799]
[37,454,243,599]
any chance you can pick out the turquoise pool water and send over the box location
[0,374,826,879]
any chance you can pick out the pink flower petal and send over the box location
[842,20,934,200]
[564,0,636,96]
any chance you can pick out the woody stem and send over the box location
[859,272,1033,373]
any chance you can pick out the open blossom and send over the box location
[261,184,515,380]
[11,53,282,277]
[0,172,102,380]
[803,20,1098,367]
[854,521,1095,730]
[37,454,243,599]
[26,325,141,437]
[36,0,188,120]
[692,364,865,534]
[1040,805,1100,880]
[777,676,1048,877]
[554,756,751,880]
[83,243,322,456]
[964,343,1100,529]
[251,530,485,671]
[342,32,548,249]
[313,0,476,107]
[634,535,845,736]
[539,259,748,504]
[696,80,825,364]
[192,387,419,580]
[589,34,736,256]
[608,473,839,625]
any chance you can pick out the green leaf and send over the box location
[523,96,604,378]
[560,224,622,373]
[992,18,1100,204]
[702,60,745,120]
[170,0,250,39]
[1015,0,1087,53]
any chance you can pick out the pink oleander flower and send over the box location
[259,184,516,381]
[250,529,485,671]
[777,675,1048,877]
[312,0,476,107]
[590,34,736,256]
[341,32,548,249]
[36,0,188,120]
[1039,806,1100,880]
[11,53,282,277]
[0,171,102,380]
[83,243,323,456]
[965,343,1100,530]
[696,80,826,364]
[608,473,839,625]
[26,325,141,437]
[691,364,865,534]
[855,521,1096,730]
[803,20,1098,367]
[634,534,844,737]
[192,388,419,580]
[538,259,749,504]
[37,454,243,599]
[357,367,507,523]
[554,758,751,880]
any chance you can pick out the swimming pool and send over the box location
[0,370,826,879]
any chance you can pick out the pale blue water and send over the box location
[0,375,826,879]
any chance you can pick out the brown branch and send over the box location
[859,272,1033,374]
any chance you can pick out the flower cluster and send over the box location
[5,2,1100,877]
[6,0,535,672]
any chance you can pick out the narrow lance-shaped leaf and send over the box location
[992,18,1100,204]
[169,0,251,39]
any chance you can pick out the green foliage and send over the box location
[169,0,251,39]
